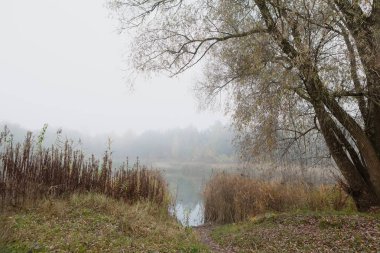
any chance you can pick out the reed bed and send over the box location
[204,172,353,224]
[0,126,167,208]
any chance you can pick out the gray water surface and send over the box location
[170,202,204,226]
[160,162,238,226]
[161,163,214,226]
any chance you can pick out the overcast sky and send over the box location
[0,0,228,135]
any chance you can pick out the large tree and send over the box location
[110,0,380,210]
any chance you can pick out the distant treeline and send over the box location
[1,122,237,165]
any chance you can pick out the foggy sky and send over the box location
[0,0,228,135]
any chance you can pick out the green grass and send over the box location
[211,211,380,252]
[0,193,209,253]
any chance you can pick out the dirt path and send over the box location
[193,224,236,253]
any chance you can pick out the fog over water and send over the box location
[1,122,238,226]
[0,0,233,225]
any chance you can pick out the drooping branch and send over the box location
[135,26,268,75]
[112,0,184,28]
[168,28,268,75]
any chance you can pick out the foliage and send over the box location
[110,0,380,210]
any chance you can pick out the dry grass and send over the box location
[204,172,354,223]
[0,126,167,208]
[0,193,208,252]
[211,212,380,252]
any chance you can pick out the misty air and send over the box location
[1,1,380,252]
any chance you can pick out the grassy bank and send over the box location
[0,193,208,253]
[211,211,380,252]
[0,127,209,252]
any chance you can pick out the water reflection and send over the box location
[162,164,211,227]
[160,163,237,226]
[171,202,204,226]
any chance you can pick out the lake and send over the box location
[159,162,238,226]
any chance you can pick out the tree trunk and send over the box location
[339,2,380,206]
[336,0,380,159]
[256,0,380,210]
[305,73,380,210]
[314,102,379,210]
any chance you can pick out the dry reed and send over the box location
[204,172,352,223]
[0,126,167,208]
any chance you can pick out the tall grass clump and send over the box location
[204,172,353,224]
[0,126,167,208]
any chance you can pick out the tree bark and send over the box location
[301,63,380,210]
[313,100,378,210]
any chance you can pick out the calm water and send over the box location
[160,163,238,226]
[161,164,213,226]
[170,202,204,226]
